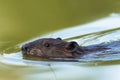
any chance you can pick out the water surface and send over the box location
[0,1,120,80]
[0,14,120,80]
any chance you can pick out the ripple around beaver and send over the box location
[1,40,120,66]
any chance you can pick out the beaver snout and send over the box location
[22,44,43,57]
[22,44,29,55]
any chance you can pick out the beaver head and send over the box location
[22,38,84,59]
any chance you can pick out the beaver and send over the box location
[22,38,120,61]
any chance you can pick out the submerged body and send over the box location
[22,38,120,61]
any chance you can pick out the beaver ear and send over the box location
[56,37,62,40]
[66,41,79,52]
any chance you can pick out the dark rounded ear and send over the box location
[56,37,62,40]
[66,41,79,52]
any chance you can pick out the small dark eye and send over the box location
[56,37,62,40]
[44,43,50,47]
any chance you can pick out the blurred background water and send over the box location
[0,0,120,80]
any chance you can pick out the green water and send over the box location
[0,0,120,80]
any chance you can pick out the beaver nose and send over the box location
[22,45,29,52]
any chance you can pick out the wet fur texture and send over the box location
[22,38,120,60]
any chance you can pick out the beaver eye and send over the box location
[44,43,50,47]
[56,37,62,40]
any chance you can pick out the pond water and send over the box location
[0,1,120,80]
[0,14,120,80]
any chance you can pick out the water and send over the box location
[0,14,120,80]
[0,0,120,80]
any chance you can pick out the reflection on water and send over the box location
[39,14,120,39]
[0,14,120,80]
